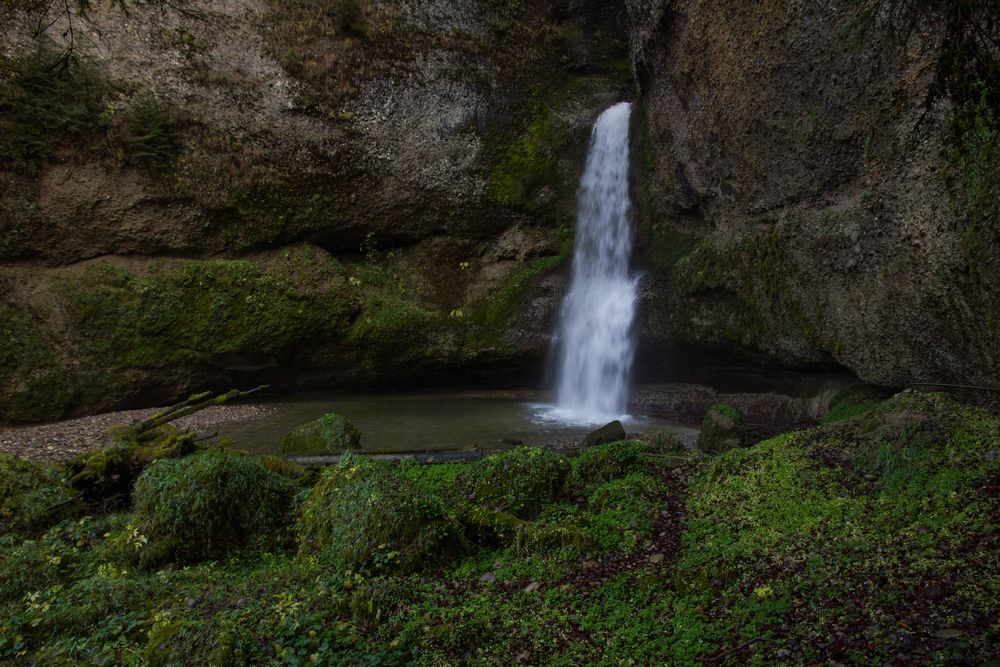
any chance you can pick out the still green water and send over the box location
[222,392,694,455]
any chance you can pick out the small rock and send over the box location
[235,597,247,609]
[479,572,496,584]
[515,652,530,664]
[648,553,665,564]
[185,597,197,608]
[933,628,964,639]
[776,649,790,658]
[523,581,541,593]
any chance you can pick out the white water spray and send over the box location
[546,101,637,425]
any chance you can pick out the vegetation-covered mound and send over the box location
[455,446,570,519]
[131,450,295,568]
[0,453,81,536]
[297,454,460,572]
[0,393,996,665]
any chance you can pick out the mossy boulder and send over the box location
[0,454,82,535]
[573,440,649,485]
[131,450,296,568]
[698,403,746,454]
[580,420,627,448]
[297,454,460,572]
[455,447,570,519]
[281,413,361,456]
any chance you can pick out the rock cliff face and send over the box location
[631,0,999,387]
[0,0,632,421]
[1,0,997,423]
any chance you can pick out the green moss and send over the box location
[487,104,565,209]
[944,80,999,276]
[822,384,886,424]
[584,472,665,553]
[455,447,570,519]
[0,454,82,536]
[350,300,437,346]
[469,225,573,342]
[297,454,461,572]
[281,412,361,455]
[0,286,75,422]
[673,393,1000,663]
[57,248,356,372]
[4,393,994,665]
[572,440,649,485]
[68,423,206,501]
[131,450,295,568]
[697,403,745,454]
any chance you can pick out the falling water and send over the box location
[547,101,637,425]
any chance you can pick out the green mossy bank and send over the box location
[1,392,996,665]
[0,239,573,422]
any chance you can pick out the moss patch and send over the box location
[455,447,570,519]
[0,292,74,422]
[0,454,82,536]
[672,392,1000,663]
[468,224,573,344]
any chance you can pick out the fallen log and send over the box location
[69,386,267,502]
[288,451,490,465]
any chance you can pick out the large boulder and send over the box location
[281,413,361,456]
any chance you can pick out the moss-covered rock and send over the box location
[131,450,295,568]
[281,413,361,456]
[455,447,570,519]
[0,454,82,535]
[697,403,746,454]
[297,454,460,572]
[580,420,627,449]
[573,440,648,485]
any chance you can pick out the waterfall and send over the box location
[547,101,637,425]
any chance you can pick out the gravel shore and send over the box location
[0,404,275,463]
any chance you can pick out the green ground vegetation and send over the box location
[0,394,996,665]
